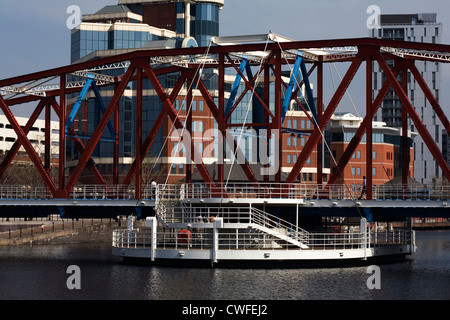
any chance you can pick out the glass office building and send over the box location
[68,1,223,182]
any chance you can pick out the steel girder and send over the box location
[1,38,450,199]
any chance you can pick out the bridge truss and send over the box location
[1,36,450,202]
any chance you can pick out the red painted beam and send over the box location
[135,67,143,198]
[326,66,400,188]
[275,50,282,184]
[195,72,259,186]
[141,59,217,187]
[366,58,373,200]
[0,96,57,194]
[0,99,46,179]
[316,61,323,185]
[402,66,409,194]
[44,102,51,174]
[377,55,450,182]
[4,38,450,90]
[408,61,450,134]
[286,57,363,184]
[186,76,193,184]
[58,74,66,192]
[218,53,225,184]
[67,128,107,186]
[122,71,188,186]
[113,82,120,185]
[64,64,136,195]
[224,54,274,122]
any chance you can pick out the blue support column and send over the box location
[65,74,116,142]
[225,58,249,117]
[281,52,318,127]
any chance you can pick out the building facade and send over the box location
[327,112,415,188]
[371,13,442,185]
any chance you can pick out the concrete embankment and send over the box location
[0,217,124,246]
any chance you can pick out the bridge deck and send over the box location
[0,183,448,219]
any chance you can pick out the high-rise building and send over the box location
[68,1,223,184]
[371,13,442,185]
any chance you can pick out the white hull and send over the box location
[112,244,411,267]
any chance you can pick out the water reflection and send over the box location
[0,231,449,300]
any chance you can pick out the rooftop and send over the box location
[118,0,224,8]
[380,13,438,26]
[95,5,132,15]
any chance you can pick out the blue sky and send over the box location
[1,0,450,113]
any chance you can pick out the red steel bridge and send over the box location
[1,35,450,220]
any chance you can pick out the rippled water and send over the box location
[0,231,449,300]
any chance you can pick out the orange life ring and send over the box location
[177,230,191,243]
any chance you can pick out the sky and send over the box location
[1,0,450,114]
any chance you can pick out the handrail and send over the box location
[112,228,412,250]
[250,207,309,244]
[1,182,450,201]
[179,182,450,201]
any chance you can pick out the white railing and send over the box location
[0,186,50,199]
[250,207,309,244]
[112,228,411,251]
[178,183,450,201]
[2,182,450,201]
[0,185,154,200]
[112,229,152,249]
[158,205,307,237]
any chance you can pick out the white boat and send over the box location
[112,184,415,267]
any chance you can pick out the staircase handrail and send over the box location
[250,207,309,244]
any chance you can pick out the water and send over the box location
[0,231,449,301]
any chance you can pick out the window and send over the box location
[287,137,291,146]
[373,167,377,176]
[287,154,291,164]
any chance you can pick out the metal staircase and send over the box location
[155,197,310,249]
[248,207,309,249]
